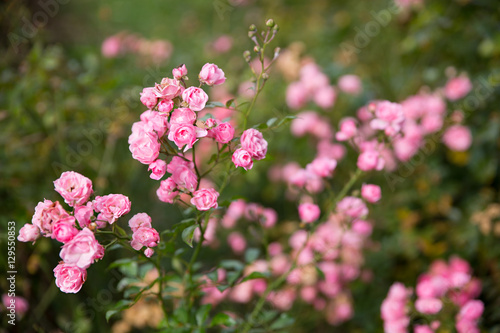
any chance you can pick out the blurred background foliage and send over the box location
[1,0,499,332]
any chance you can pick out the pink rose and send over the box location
[336,196,368,219]
[414,325,434,333]
[338,74,362,95]
[261,208,277,228]
[101,35,121,58]
[93,194,131,224]
[140,87,158,109]
[415,298,443,315]
[52,216,79,243]
[172,165,198,192]
[298,203,321,223]
[32,200,70,236]
[228,232,246,255]
[313,85,336,110]
[170,108,197,125]
[148,159,167,180]
[158,99,174,114]
[457,300,484,321]
[144,248,155,258]
[442,125,472,151]
[168,124,200,151]
[157,177,179,203]
[131,227,160,250]
[445,76,472,101]
[240,129,268,160]
[128,124,161,164]
[172,64,187,80]
[18,224,40,243]
[286,82,308,110]
[182,87,209,111]
[60,228,104,269]
[53,263,87,293]
[199,63,226,86]
[54,171,93,207]
[357,150,384,171]
[361,184,382,203]
[140,110,168,136]
[74,202,94,228]
[232,148,253,171]
[129,213,152,233]
[154,78,182,99]
[370,101,405,137]
[167,156,194,174]
[306,157,337,178]
[191,188,219,211]
[335,118,358,141]
[212,122,235,144]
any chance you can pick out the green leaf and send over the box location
[227,271,242,285]
[219,260,244,271]
[225,98,236,108]
[205,101,225,108]
[196,304,212,326]
[276,115,297,128]
[182,224,198,248]
[315,266,325,280]
[210,313,237,327]
[244,248,260,263]
[105,300,133,322]
[266,117,277,127]
[241,271,270,283]
[269,313,295,330]
[207,270,218,282]
[216,284,230,292]
[109,258,138,277]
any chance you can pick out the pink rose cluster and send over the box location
[101,32,173,65]
[19,171,132,294]
[286,65,473,173]
[130,64,236,189]
[381,257,483,333]
[232,129,268,171]
[286,62,337,110]
[129,213,160,258]
[203,208,373,326]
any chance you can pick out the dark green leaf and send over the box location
[182,224,198,248]
[196,304,212,326]
[210,313,237,327]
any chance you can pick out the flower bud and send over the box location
[262,73,269,80]
[243,50,251,62]
[266,19,275,27]
[249,24,257,31]
[253,46,261,53]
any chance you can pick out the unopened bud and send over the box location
[248,30,256,38]
[273,24,280,32]
[253,46,261,53]
[243,50,251,62]
[89,222,97,231]
[266,19,275,27]
[273,47,281,59]
[262,73,269,80]
[249,24,257,31]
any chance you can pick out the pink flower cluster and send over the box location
[129,213,160,258]
[128,64,240,212]
[286,69,473,175]
[101,32,173,65]
[381,257,483,333]
[232,129,268,171]
[381,282,412,333]
[286,62,337,110]
[19,171,132,293]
